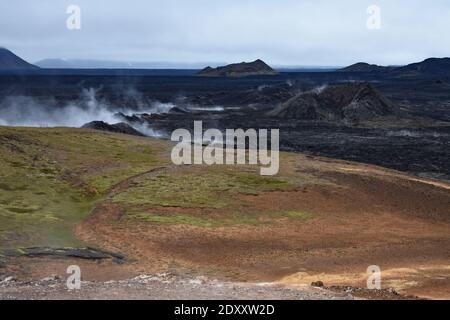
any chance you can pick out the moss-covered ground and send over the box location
[0,127,322,249]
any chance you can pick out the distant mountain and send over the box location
[35,59,226,69]
[0,48,38,70]
[339,58,450,77]
[337,62,391,73]
[395,58,450,76]
[268,83,397,125]
[197,59,278,77]
[35,59,130,69]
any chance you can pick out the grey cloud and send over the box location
[1,0,449,67]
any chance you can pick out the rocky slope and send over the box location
[0,127,449,300]
[268,83,397,124]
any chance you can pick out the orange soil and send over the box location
[68,155,450,299]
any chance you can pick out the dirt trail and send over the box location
[337,166,450,190]
[109,166,169,195]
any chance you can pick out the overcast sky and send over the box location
[1,0,450,66]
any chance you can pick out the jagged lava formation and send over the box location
[268,83,398,124]
[82,121,145,136]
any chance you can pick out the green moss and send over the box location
[126,213,218,228]
[280,210,314,220]
[0,126,319,249]
[5,205,41,214]
[113,168,294,209]
[234,174,290,190]
[124,211,265,228]
[0,127,169,249]
[124,209,314,228]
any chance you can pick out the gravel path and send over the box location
[0,273,353,300]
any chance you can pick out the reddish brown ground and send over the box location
[68,156,450,299]
[5,153,448,299]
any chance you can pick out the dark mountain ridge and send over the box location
[339,58,450,77]
[396,57,450,76]
[0,48,39,70]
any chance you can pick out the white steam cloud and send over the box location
[0,87,174,137]
[311,85,328,94]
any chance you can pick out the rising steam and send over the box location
[0,87,174,137]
